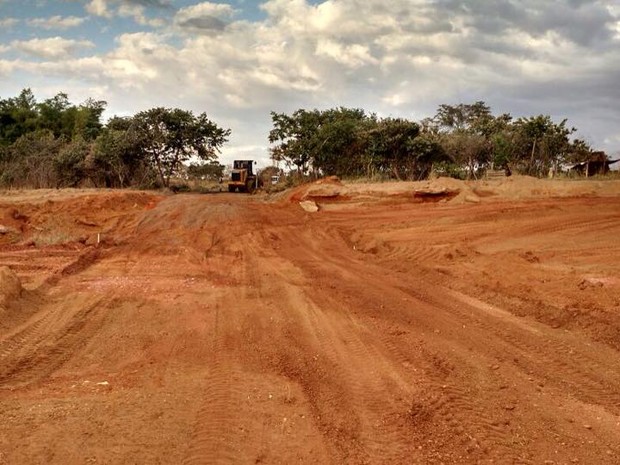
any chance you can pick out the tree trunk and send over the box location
[529,138,537,175]
[391,163,402,181]
[153,153,166,187]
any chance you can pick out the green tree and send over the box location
[270,107,378,178]
[90,117,149,187]
[429,102,503,178]
[269,108,449,180]
[0,89,39,145]
[365,118,421,180]
[187,161,225,181]
[309,108,373,177]
[132,108,230,187]
[2,130,62,188]
[512,115,575,176]
[54,139,90,187]
[37,92,73,139]
[565,138,593,164]
[407,134,449,180]
[269,109,322,175]
[73,98,107,141]
[434,101,493,133]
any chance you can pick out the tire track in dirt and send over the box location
[418,282,620,416]
[238,234,354,463]
[0,245,113,388]
[0,248,83,288]
[176,225,248,465]
[267,215,619,463]
[509,211,618,237]
[182,227,333,464]
[475,209,620,255]
[182,303,245,465]
[239,227,421,463]
[339,200,620,417]
[0,305,59,359]
[447,285,618,388]
[261,223,522,463]
[388,265,620,414]
[0,295,110,388]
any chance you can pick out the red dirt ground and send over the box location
[0,178,619,464]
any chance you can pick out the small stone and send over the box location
[299,200,319,213]
[583,424,592,430]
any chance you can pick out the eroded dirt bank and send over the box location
[0,179,619,464]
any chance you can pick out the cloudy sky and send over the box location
[1,0,619,167]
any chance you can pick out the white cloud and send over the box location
[85,0,166,26]
[2,0,620,157]
[0,60,18,78]
[177,2,236,19]
[315,39,378,68]
[86,0,112,18]
[174,2,237,32]
[0,17,19,28]
[118,4,165,28]
[608,4,620,39]
[10,37,95,60]
[27,15,87,30]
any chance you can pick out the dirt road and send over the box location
[1,180,619,464]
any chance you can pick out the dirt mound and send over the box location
[0,191,162,246]
[414,177,469,203]
[285,176,345,204]
[279,176,620,209]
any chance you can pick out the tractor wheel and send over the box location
[228,185,235,192]
[246,180,254,193]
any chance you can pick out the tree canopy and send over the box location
[269,102,597,180]
[0,89,230,189]
[132,108,230,187]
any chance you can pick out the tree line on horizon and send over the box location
[0,88,603,190]
[269,102,596,180]
[0,89,229,189]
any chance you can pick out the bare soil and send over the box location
[0,178,619,464]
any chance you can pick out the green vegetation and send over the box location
[0,89,230,189]
[0,89,610,190]
[269,102,600,180]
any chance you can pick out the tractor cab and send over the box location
[232,160,255,176]
[228,159,257,192]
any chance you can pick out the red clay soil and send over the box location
[0,180,619,464]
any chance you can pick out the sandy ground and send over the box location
[0,177,619,464]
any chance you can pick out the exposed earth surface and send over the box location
[0,176,619,464]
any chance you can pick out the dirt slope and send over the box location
[0,180,619,464]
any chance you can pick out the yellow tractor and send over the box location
[228,160,257,193]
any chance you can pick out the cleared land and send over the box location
[0,176,619,464]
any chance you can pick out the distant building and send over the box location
[570,152,619,177]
